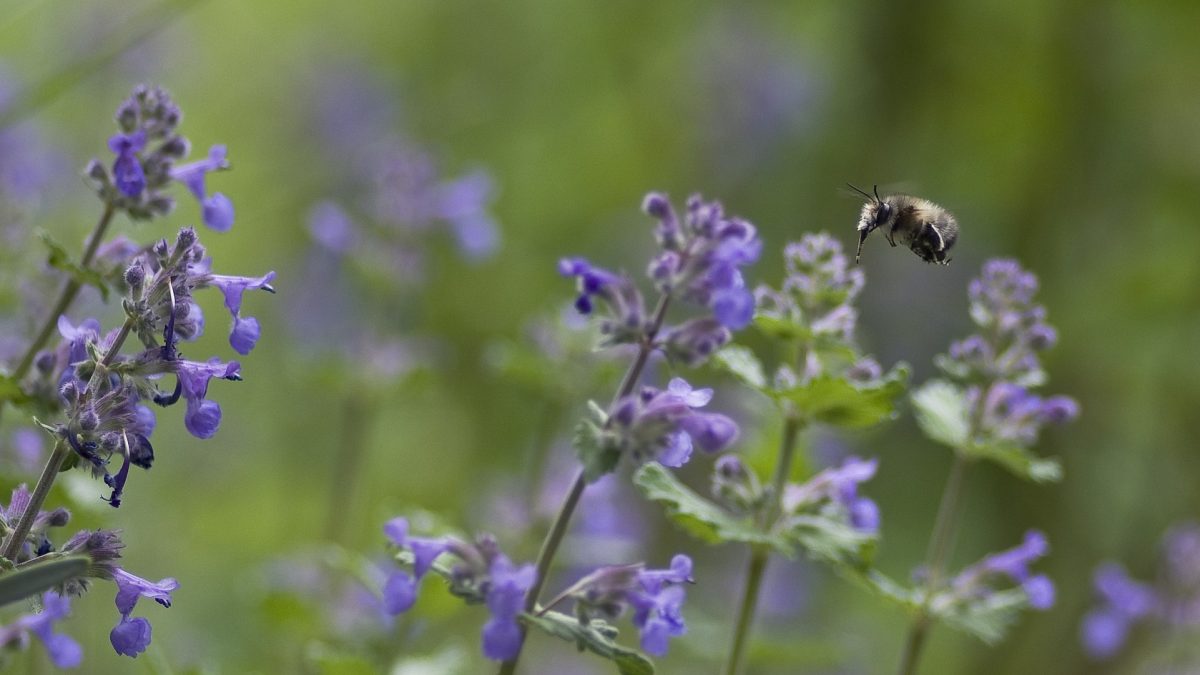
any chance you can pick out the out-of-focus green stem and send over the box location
[497,294,672,675]
[722,412,804,675]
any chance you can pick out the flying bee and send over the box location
[849,184,958,265]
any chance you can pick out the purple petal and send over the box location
[202,193,235,232]
[1023,574,1055,609]
[481,617,522,661]
[229,316,260,355]
[184,399,221,439]
[110,617,152,657]
[382,570,417,615]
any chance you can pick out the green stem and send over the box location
[896,452,969,675]
[323,390,377,542]
[722,413,804,675]
[0,441,69,562]
[10,203,116,381]
[497,294,672,675]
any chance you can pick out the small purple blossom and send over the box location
[169,145,234,231]
[108,568,177,658]
[973,382,1079,446]
[108,130,147,197]
[205,272,276,355]
[481,555,535,660]
[952,530,1055,611]
[605,377,739,467]
[382,517,450,615]
[0,592,83,668]
[782,456,881,533]
[569,555,694,657]
[172,358,242,439]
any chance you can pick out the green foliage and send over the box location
[784,514,876,567]
[929,588,1031,645]
[777,365,910,428]
[0,373,32,407]
[36,230,109,301]
[0,556,89,609]
[522,610,655,675]
[714,346,909,428]
[632,462,789,552]
[911,380,1062,483]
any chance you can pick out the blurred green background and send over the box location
[1,0,1199,673]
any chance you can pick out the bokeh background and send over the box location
[1,0,1199,673]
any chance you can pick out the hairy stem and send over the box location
[10,203,116,382]
[722,413,804,675]
[497,294,672,675]
[896,452,969,675]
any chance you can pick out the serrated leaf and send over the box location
[522,610,654,675]
[575,418,619,483]
[633,463,788,552]
[0,556,89,608]
[931,588,1029,644]
[713,345,767,391]
[37,231,109,301]
[911,379,969,447]
[786,514,876,566]
[777,364,909,428]
[967,441,1063,483]
[839,568,921,611]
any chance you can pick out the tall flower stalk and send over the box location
[897,260,1078,675]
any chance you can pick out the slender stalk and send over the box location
[323,390,377,542]
[896,452,969,675]
[497,295,671,675]
[0,315,134,564]
[10,204,116,381]
[722,413,804,675]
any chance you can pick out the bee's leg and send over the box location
[885,231,896,247]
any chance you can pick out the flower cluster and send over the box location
[1081,522,1200,660]
[0,487,175,661]
[948,530,1055,611]
[781,456,882,534]
[754,233,878,382]
[42,226,272,506]
[86,85,233,230]
[600,378,739,468]
[559,192,761,365]
[564,554,694,656]
[939,259,1078,448]
[381,517,534,661]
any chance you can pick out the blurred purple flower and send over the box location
[0,592,83,668]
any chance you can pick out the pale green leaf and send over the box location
[522,610,654,675]
[911,379,969,447]
[712,345,767,391]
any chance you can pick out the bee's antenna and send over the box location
[873,185,882,202]
[846,183,874,202]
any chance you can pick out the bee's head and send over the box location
[849,184,892,263]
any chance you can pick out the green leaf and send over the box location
[968,441,1063,483]
[0,556,89,608]
[786,514,876,566]
[575,418,619,483]
[712,345,767,391]
[931,588,1029,644]
[522,610,654,675]
[911,379,970,447]
[633,463,788,551]
[777,364,909,428]
[752,313,810,342]
[0,374,31,407]
[37,230,109,301]
[840,568,921,612]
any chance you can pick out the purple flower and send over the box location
[308,201,359,254]
[170,145,234,231]
[438,170,500,260]
[109,568,177,658]
[977,382,1079,446]
[0,592,83,668]
[108,130,147,197]
[1081,609,1129,659]
[569,555,694,657]
[606,377,739,467]
[642,193,761,329]
[206,272,276,355]
[558,257,646,344]
[481,555,535,660]
[382,517,450,615]
[173,358,242,439]
[952,530,1055,610]
[782,456,881,533]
